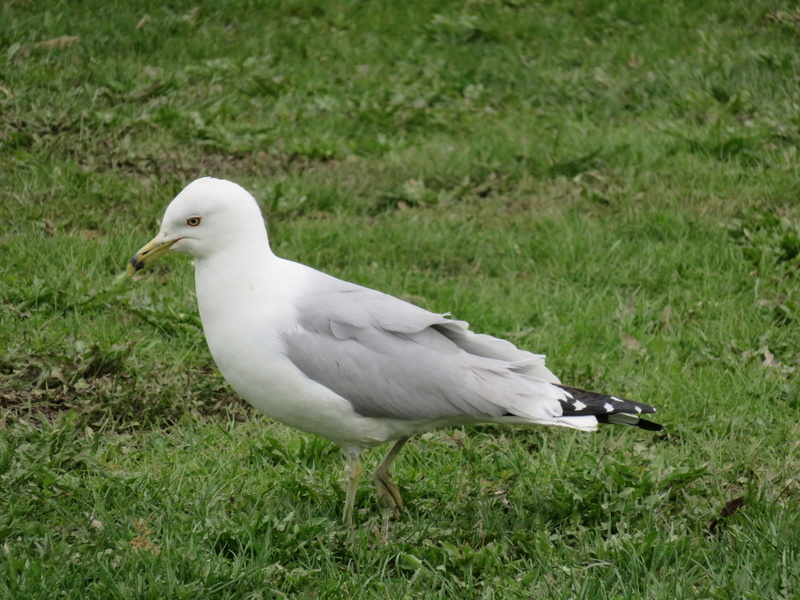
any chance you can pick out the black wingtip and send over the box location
[595,413,664,431]
[556,384,662,432]
[635,418,663,432]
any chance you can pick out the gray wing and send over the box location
[281,274,564,422]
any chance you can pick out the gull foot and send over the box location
[373,470,404,517]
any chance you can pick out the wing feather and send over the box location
[281,278,567,422]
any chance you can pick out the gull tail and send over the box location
[556,385,663,432]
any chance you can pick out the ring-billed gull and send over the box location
[128,177,662,524]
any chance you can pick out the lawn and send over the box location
[1,0,799,598]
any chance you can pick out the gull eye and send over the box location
[186,217,202,227]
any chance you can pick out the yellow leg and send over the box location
[343,450,363,526]
[372,437,409,517]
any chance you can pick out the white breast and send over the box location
[193,252,397,449]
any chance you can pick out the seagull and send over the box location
[128,177,662,524]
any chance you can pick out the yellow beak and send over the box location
[127,237,180,277]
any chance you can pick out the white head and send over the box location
[128,177,269,274]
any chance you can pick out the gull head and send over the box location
[127,177,267,275]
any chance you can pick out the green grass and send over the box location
[2,0,800,597]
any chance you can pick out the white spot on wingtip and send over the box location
[572,400,586,411]
[635,406,642,414]
[610,396,624,402]
[603,402,614,412]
